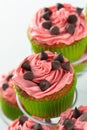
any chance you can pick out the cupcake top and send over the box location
[28,3,87,46]
[13,51,74,99]
[7,115,54,130]
[57,106,87,130]
[0,69,17,105]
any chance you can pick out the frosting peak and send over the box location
[28,3,87,46]
[8,116,54,130]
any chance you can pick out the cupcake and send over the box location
[7,115,54,130]
[13,51,77,118]
[56,106,87,130]
[28,3,87,62]
[0,69,23,120]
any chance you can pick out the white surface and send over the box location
[0,0,87,129]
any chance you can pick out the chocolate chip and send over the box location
[21,60,31,71]
[41,8,52,20]
[52,60,61,70]
[67,15,77,24]
[54,53,64,63]
[80,112,87,121]
[39,79,50,91]
[19,116,28,126]
[62,62,70,71]
[42,21,52,29]
[65,24,75,35]
[6,74,13,81]
[56,3,64,10]
[40,51,48,60]
[72,107,82,119]
[50,26,59,35]
[63,119,75,130]
[41,11,51,20]
[32,123,43,130]
[45,118,51,123]
[44,7,52,15]
[76,8,83,15]
[2,83,9,90]
[23,71,34,81]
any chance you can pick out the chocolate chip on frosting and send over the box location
[63,119,75,130]
[21,60,31,71]
[2,83,9,90]
[62,61,70,71]
[50,26,59,35]
[44,7,52,15]
[32,123,43,130]
[6,74,13,81]
[72,107,82,119]
[23,71,34,81]
[41,11,51,20]
[42,21,52,29]
[40,51,48,60]
[76,7,83,15]
[65,24,75,35]
[52,60,61,70]
[56,3,64,10]
[54,53,64,63]
[67,15,77,24]
[39,79,50,91]
[80,112,87,121]
[19,116,28,126]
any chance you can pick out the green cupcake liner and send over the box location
[15,76,77,118]
[73,63,87,73]
[29,36,87,62]
[0,98,23,120]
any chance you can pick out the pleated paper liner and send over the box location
[29,36,87,62]
[15,75,77,118]
[72,51,87,73]
[0,98,23,120]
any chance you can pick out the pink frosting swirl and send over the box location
[28,3,87,45]
[8,116,54,130]
[0,69,17,104]
[13,51,74,99]
[58,106,87,130]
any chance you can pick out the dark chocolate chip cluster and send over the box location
[41,3,83,35]
[21,52,70,91]
[18,116,43,130]
[2,74,13,91]
[62,107,87,130]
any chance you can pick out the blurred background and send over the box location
[0,0,87,129]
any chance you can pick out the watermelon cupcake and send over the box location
[13,51,77,118]
[28,3,87,62]
[55,106,87,130]
[0,69,23,120]
[7,115,54,130]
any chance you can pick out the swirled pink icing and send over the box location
[28,3,87,45]
[13,51,74,99]
[0,69,17,105]
[8,116,54,130]
[58,106,87,130]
